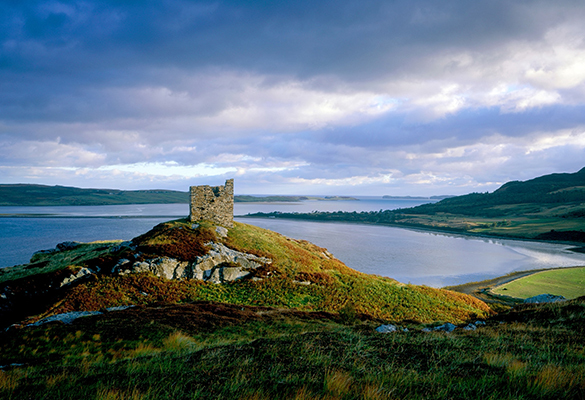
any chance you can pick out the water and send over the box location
[2,198,584,287]
[240,218,585,286]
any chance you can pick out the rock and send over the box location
[109,241,135,253]
[474,320,486,326]
[462,324,476,331]
[60,267,92,287]
[221,266,250,282]
[32,248,57,257]
[56,241,81,251]
[292,280,312,285]
[376,324,398,333]
[215,226,229,238]
[30,311,102,326]
[423,322,457,333]
[105,305,135,312]
[114,242,271,284]
[524,294,566,304]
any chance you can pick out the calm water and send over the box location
[1,198,584,287]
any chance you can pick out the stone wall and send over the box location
[189,179,234,228]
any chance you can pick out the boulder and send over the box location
[422,322,457,333]
[31,311,102,326]
[524,294,566,304]
[375,324,397,333]
[215,226,229,238]
[56,241,81,251]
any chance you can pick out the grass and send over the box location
[0,298,584,399]
[492,267,585,300]
[0,240,122,283]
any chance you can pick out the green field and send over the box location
[492,267,585,300]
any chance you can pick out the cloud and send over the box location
[1,0,585,194]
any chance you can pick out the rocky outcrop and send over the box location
[59,267,92,287]
[113,242,271,284]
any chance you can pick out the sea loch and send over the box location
[1,198,584,287]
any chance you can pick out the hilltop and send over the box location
[0,219,490,329]
[409,166,585,217]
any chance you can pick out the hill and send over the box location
[408,166,585,217]
[1,220,584,398]
[244,167,585,242]
[0,184,356,206]
[0,219,490,329]
[0,184,189,206]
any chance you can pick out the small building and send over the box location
[189,179,234,228]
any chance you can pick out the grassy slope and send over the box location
[492,267,585,299]
[1,220,584,399]
[397,167,585,240]
[0,298,583,399]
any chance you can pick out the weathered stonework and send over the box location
[189,179,234,228]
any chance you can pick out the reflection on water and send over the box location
[1,201,584,287]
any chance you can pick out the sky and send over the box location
[1,0,585,196]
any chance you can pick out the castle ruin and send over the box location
[189,179,234,228]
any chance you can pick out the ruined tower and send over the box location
[189,179,234,228]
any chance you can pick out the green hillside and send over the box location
[244,167,585,242]
[0,184,355,206]
[409,167,585,217]
[0,184,189,206]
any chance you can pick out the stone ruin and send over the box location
[189,179,234,228]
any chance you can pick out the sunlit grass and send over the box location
[1,297,583,399]
[492,267,585,299]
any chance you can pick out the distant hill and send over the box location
[0,184,189,206]
[382,195,455,200]
[408,167,585,217]
[244,167,585,242]
[0,184,358,206]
